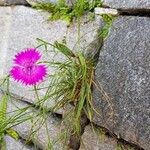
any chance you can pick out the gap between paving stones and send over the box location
[95,7,150,17]
[66,109,146,150]
[79,121,145,150]
[0,0,30,6]
[68,114,90,150]
[93,123,145,150]
[17,137,42,150]
[118,9,150,17]
[0,87,63,119]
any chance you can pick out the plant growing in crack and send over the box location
[31,34,103,149]
[31,0,103,25]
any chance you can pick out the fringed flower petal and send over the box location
[14,48,41,66]
[10,48,47,86]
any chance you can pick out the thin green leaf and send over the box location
[0,95,8,123]
[6,128,19,140]
[75,85,86,120]
[54,41,76,58]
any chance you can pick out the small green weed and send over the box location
[33,0,103,25]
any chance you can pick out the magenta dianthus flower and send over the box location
[10,48,47,85]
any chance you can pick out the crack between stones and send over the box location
[102,4,150,17]
[18,136,42,150]
[79,119,145,150]
[68,114,90,150]
[68,35,104,150]
[0,4,30,7]
[7,90,145,150]
[91,122,144,150]
[118,8,150,17]
[0,88,63,119]
[0,2,31,7]
[12,95,63,119]
[68,112,144,150]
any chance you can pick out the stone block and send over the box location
[104,0,150,9]
[93,16,150,150]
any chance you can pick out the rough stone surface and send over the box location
[93,16,150,150]
[0,7,11,78]
[26,0,99,7]
[79,125,117,150]
[104,0,150,9]
[0,0,28,5]
[5,136,36,150]
[26,0,75,6]
[26,0,55,5]
[0,6,102,112]
[12,115,63,150]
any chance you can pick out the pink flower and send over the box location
[10,48,47,86]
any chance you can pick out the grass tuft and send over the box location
[35,39,99,147]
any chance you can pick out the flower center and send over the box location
[22,64,36,75]
[27,66,33,72]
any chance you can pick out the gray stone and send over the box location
[26,0,75,6]
[5,136,36,150]
[26,0,98,7]
[0,0,28,5]
[12,114,63,150]
[0,7,11,78]
[93,16,150,150]
[0,6,102,113]
[104,0,150,9]
[26,0,55,5]
[80,125,117,150]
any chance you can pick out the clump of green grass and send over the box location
[32,0,103,25]
[35,38,98,144]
